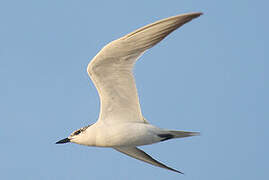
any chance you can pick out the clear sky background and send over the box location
[0,0,268,179]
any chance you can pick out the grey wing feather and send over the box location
[87,12,202,124]
[114,147,183,174]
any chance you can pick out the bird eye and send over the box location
[74,130,81,135]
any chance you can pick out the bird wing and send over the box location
[87,12,202,124]
[114,146,183,174]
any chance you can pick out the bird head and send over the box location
[56,124,92,144]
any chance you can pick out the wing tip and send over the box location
[170,167,184,174]
[186,12,203,17]
[173,12,203,19]
[176,12,203,23]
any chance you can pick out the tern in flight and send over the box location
[56,12,202,174]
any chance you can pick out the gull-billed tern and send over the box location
[56,12,203,174]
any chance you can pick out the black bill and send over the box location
[55,138,70,144]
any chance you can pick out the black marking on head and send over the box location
[158,134,174,142]
[70,124,92,137]
[73,129,82,135]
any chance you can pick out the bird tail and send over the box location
[157,130,200,141]
[170,130,200,138]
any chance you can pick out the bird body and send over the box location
[74,122,161,147]
[56,12,202,174]
[72,122,199,147]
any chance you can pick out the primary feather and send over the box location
[87,12,202,124]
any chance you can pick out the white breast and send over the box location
[89,122,162,147]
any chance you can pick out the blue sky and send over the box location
[0,0,268,179]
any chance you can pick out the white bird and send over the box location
[56,12,202,174]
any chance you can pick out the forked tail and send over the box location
[158,130,200,141]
